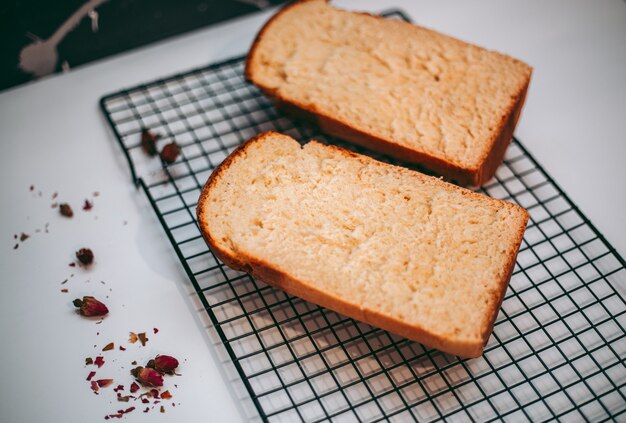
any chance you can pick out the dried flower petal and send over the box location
[97,379,113,388]
[20,233,29,242]
[131,366,163,387]
[143,407,150,413]
[129,332,138,343]
[137,332,148,347]
[148,355,179,374]
[119,345,126,351]
[102,342,114,351]
[82,199,93,211]
[75,248,94,265]
[91,381,99,394]
[60,288,68,293]
[94,356,105,368]
[160,390,172,400]
[73,296,108,317]
[86,371,96,381]
[150,389,160,399]
[130,382,140,393]
[141,128,161,156]
[160,142,181,164]
[117,395,130,402]
[59,203,73,217]
[153,327,159,334]
[85,357,94,365]
[160,405,165,413]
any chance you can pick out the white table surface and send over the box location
[1,1,624,422]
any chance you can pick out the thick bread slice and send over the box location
[246,0,532,186]
[197,132,529,358]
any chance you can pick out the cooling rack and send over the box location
[99,10,625,422]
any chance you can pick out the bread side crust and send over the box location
[245,0,532,186]
[197,131,529,358]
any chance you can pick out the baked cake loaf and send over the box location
[197,132,529,357]
[246,0,532,186]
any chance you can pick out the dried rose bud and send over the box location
[73,296,108,317]
[147,355,179,374]
[140,128,161,156]
[76,248,94,265]
[160,142,180,164]
[131,367,163,387]
[59,203,73,217]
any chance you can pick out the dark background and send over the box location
[0,0,287,92]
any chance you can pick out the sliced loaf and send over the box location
[196,132,528,357]
[246,0,532,186]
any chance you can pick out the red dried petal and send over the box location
[86,371,96,381]
[75,248,94,265]
[97,379,113,388]
[153,327,159,334]
[124,407,135,414]
[113,384,124,392]
[130,382,140,393]
[91,380,99,394]
[119,346,126,351]
[94,356,105,368]
[82,199,93,211]
[152,355,179,374]
[141,398,149,404]
[150,389,160,399]
[143,407,150,413]
[160,390,172,400]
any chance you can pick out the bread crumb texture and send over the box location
[249,0,531,170]
[200,133,528,354]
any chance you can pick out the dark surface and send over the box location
[0,0,286,92]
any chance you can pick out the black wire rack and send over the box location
[99,10,625,422]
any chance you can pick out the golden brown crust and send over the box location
[197,132,528,358]
[245,0,532,187]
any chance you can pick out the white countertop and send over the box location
[1,1,624,422]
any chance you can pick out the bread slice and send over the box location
[197,132,528,357]
[246,0,532,186]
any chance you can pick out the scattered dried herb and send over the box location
[153,327,159,334]
[91,380,99,394]
[140,128,161,156]
[52,192,58,199]
[20,233,29,242]
[60,288,68,293]
[97,379,113,388]
[13,244,18,250]
[73,296,108,317]
[59,203,73,217]
[117,395,130,402]
[85,357,94,365]
[160,391,172,400]
[130,382,140,394]
[82,199,93,211]
[75,248,94,265]
[93,191,100,197]
[29,185,34,191]
[113,384,124,393]
[94,356,105,368]
[69,262,76,267]
[160,142,181,164]
[119,346,126,351]
[137,333,148,347]
[102,342,114,351]
[86,371,96,381]
[160,405,165,413]
[128,332,138,344]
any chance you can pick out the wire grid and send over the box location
[99,13,625,423]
